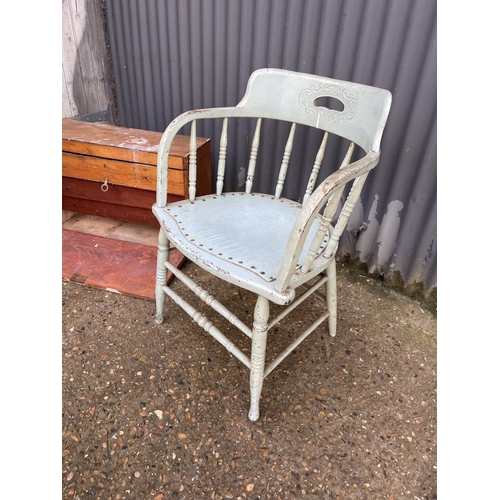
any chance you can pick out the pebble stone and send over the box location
[62,262,437,499]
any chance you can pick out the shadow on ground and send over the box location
[62,261,437,499]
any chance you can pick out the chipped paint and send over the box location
[370,199,404,272]
[357,194,381,262]
[238,167,247,188]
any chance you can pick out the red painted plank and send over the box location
[62,229,185,301]
[62,196,160,227]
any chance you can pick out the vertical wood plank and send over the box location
[62,0,84,117]
[62,0,111,118]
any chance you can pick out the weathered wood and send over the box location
[161,283,251,369]
[248,296,270,421]
[62,178,184,227]
[246,118,262,194]
[62,196,158,227]
[164,259,253,339]
[62,228,186,301]
[324,172,369,258]
[62,152,185,193]
[62,177,167,208]
[62,119,213,219]
[62,0,111,118]
[155,229,170,324]
[303,131,328,204]
[267,275,328,330]
[275,123,296,199]
[62,119,210,169]
[216,118,228,195]
[189,121,197,202]
[152,68,392,421]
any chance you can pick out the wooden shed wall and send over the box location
[62,0,114,121]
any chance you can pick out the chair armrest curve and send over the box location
[274,150,380,292]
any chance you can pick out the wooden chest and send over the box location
[62,119,212,226]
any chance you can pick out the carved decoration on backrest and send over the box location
[299,83,358,123]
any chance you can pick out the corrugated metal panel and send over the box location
[103,0,437,297]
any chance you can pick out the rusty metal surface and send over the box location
[103,0,436,295]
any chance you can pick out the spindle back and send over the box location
[152,69,392,421]
[156,69,391,208]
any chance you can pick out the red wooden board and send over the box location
[62,178,185,227]
[62,229,185,301]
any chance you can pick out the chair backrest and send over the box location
[156,69,391,205]
[236,68,391,154]
[155,68,392,292]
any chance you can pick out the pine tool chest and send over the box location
[62,119,212,226]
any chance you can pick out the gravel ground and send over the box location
[62,261,437,499]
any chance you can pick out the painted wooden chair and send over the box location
[153,68,392,421]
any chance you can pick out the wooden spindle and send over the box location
[299,141,357,273]
[246,118,262,194]
[320,142,355,213]
[275,123,296,199]
[323,172,369,258]
[303,131,328,204]
[161,284,251,369]
[216,118,228,195]
[189,120,197,202]
[320,142,360,257]
[340,141,355,170]
[164,258,253,339]
[299,188,344,275]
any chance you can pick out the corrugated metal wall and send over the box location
[102,0,437,299]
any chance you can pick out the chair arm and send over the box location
[274,150,380,292]
[156,107,243,207]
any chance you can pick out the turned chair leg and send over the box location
[155,229,169,325]
[248,295,270,421]
[325,259,337,337]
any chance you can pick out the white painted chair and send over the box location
[153,68,392,421]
